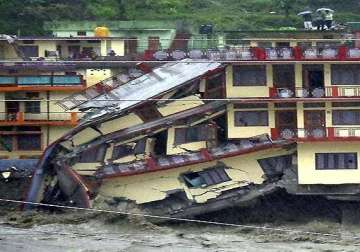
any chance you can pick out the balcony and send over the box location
[140,46,360,62]
[0,75,85,92]
[271,127,360,141]
[0,112,78,126]
[269,86,360,99]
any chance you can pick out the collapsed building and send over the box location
[1,26,360,218]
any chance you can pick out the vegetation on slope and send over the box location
[0,0,359,35]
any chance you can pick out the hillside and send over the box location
[1,0,359,35]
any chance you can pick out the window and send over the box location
[182,167,230,188]
[332,110,360,125]
[17,134,41,150]
[316,153,357,170]
[234,111,268,126]
[234,103,268,109]
[174,125,211,145]
[77,31,87,36]
[25,101,40,113]
[78,145,107,163]
[111,140,146,160]
[205,73,225,98]
[332,102,360,108]
[273,65,295,88]
[233,65,266,86]
[331,65,360,85]
[0,135,13,151]
[19,46,39,57]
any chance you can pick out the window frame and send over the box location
[315,153,358,170]
[182,167,231,188]
[233,65,267,86]
[332,110,360,125]
[234,111,269,127]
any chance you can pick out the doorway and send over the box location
[303,65,324,97]
[276,110,298,139]
[304,110,326,138]
[5,101,19,121]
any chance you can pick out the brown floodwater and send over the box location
[0,211,360,252]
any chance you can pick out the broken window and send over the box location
[316,153,357,170]
[182,167,230,188]
[331,64,360,85]
[234,111,268,126]
[78,145,107,163]
[111,139,147,160]
[332,110,360,125]
[233,65,266,86]
[174,125,211,145]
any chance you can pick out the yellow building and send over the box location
[0,36,126,159]
[22,31,360,217]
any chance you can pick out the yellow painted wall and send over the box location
[227,103,275,139]
[98,113,143,135]
[158,95,204,117]
[298,142,360,184]
[98,147,289,204]
[225,64,272,98]
[86,69,112,86]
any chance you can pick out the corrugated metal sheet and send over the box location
[80,59,221,120]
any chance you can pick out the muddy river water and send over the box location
[1,212,360,252]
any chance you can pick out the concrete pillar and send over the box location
[100,40,108,56]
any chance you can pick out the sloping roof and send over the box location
[80,59,222,120]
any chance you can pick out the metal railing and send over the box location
[270,86,360,98]
[271,127,360,140]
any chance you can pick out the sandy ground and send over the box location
[0,212,360,252]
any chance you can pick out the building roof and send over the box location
[79,59,222,120]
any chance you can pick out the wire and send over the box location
[0,198,357,240]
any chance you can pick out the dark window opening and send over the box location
[234,111,268,126]
[316,153,357,170]
[111,139,147,160]
[303,64,324,92]
[331,64,360,85]
[273,64,295,88]
[205,72,225,99]
[233,65,266,86]
[182,167,231,188]
[153,131,167,156]
[332,102,360,107]
[174,125,213,145]
[332,110,360,125]
[17,134,41,151]
[78,145,107,163]
[19,46,39,58]
[234,103,268,109]
[77,31,87,36]
[25,101,40,113]
[136,105,162,122]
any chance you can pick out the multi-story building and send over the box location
[0,33,126,160]
[21,28,360,217]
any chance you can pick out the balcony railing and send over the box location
[140,46,360,61]
[271,127,360,141]
[0,75,85,91]
[269,86,360,99]
[0,112,78,126]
